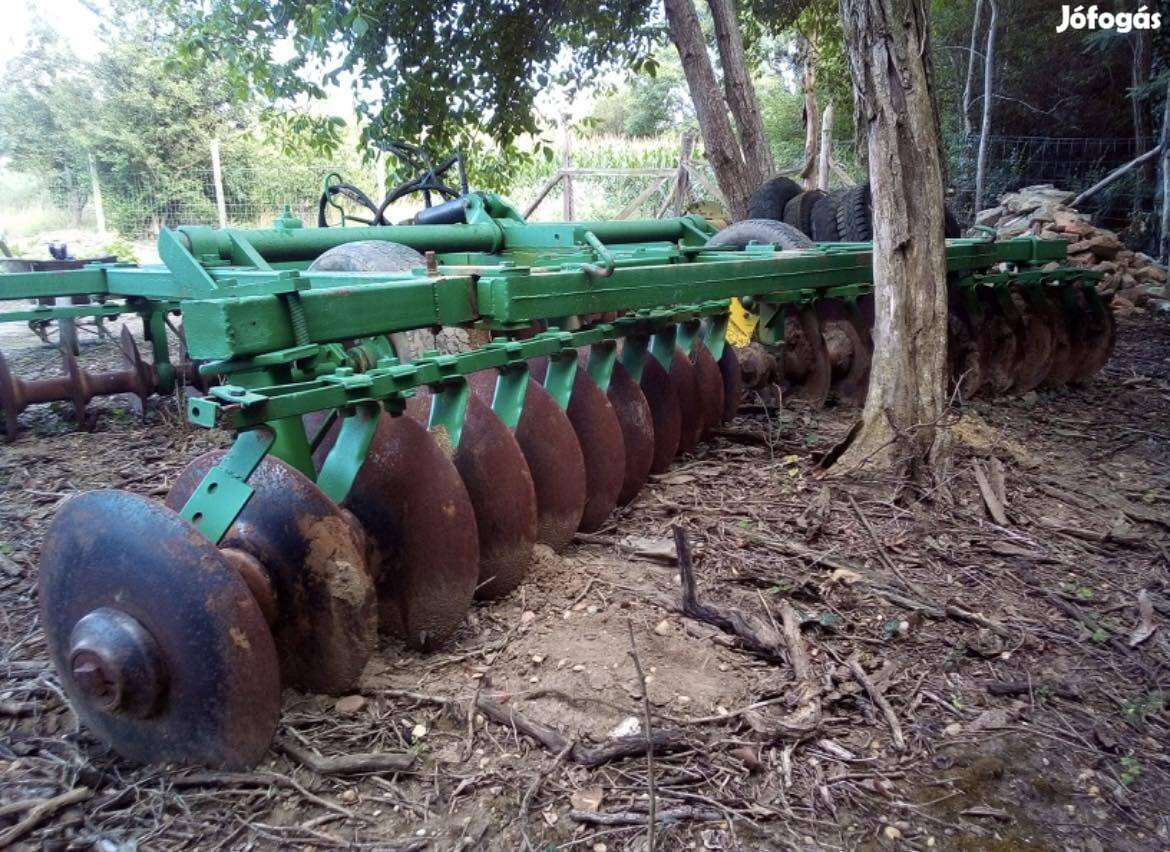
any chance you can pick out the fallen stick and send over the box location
[627,620,658,851]
[474,692,688,767]
[0,787,91,848]
[274,735,415,776]
[568,806,724,827]
[518,741,573,852]
[845,655,906,752]
[984,681,1082,701]
[669,526,821,740]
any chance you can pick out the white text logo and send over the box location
[1057,5,1161,33]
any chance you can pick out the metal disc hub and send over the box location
[39,490,281,769]
[166,452,377,694]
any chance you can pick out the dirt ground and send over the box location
[1,311,1168,851]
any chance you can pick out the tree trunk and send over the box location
[973,0,997,215]
[1131,29,1153,210]
[835,0,951,488]
[708,0,773,192]
[961,0,984,138]
[1159,79,1170,265]
[664,0,752,220]
[799,34,820,190]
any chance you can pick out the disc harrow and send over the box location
[1,190,1115,770]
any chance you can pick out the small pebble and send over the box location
[520,610,536,625]
[411,723,428,740]
[653,619,670,636]
[531,654,544,664]
[334,694,367,716]
[586,604,598,614]
[676,695,691,705]
[572,664,585,672]
[338,788,357,803]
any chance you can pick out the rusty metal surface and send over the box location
[785,305,831,407]
[638,352,681,472]
[468,371,585,552]
[1007,290,1056,395]
[669,347,703,455]
[530,356,625,532]
[167,452,376,694]
[311,411,478,649]
[606,360,654,505]
[690,343,725,438]
[816,299,870,405]
[39,490,281,769]
[406,389,537,598]
[1071,291,1116,383]
[717,345,743,423]
[976,291,1018,397]
[1041,290,1085,387]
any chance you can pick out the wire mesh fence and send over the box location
[947,135,1159,230]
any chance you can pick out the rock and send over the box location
[1134,264,1167,284]
[997,215,1032,236]
[1067,252,1096,268]
[1112,295,1136,317]
[975,205,1005,227]
[653,618,671,636]
[1041,228,1077,243]
[1090,261,1118,275]
[335,695,367,716]
[1053,209,1093,234]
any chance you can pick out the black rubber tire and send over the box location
[782,190,827,238]
[309,240,426,273]
[746,177,802,221]
[705,219,815,251]
[308,241,448,360]
[810,190,844,241]
[835,184,872,242]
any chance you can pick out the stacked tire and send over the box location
[745,177,962,241]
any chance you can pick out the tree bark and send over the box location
[799,33,820,190]
[1159,78,1170,266]
[961,0,984,137]
[836,0,951,488]
[664,0,752,220]
[708,0,773,192]
[1130,29,1153,209]
[973,0,997,215]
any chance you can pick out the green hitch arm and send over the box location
[490,362,531,429]
[428,378,470,448]
[544,349,579,410]
[649,324,677,371]
[586,340,618,392]
[620,334,650,383]
[178,427,275,543]
[315,401,382,504]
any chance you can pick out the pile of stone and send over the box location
[974,184,1167,314]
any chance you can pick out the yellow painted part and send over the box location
[726,298,758,347]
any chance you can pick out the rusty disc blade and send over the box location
[1008,289,1056,395]
[1043,287,1089,386]
[717,345,743,423]
[166,453,376,694]
[816,298,869,405]
[529,357,625,533]
[638,352,681,473]
[1038,291,1074,388]
[1070,291,1116,384]
[62,350,92,428]
[405,389,537,599]
[606,359,654,505]
[311,412,479,650]
[0,352,21,440]
[118,325,155,411]
[669,347,704,455]
[689,343,725,439]
[975,290,1017,398]
[468,372,585,551]
[783,305,831,407]
[947,285,986,399]
[39,490,280,769]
